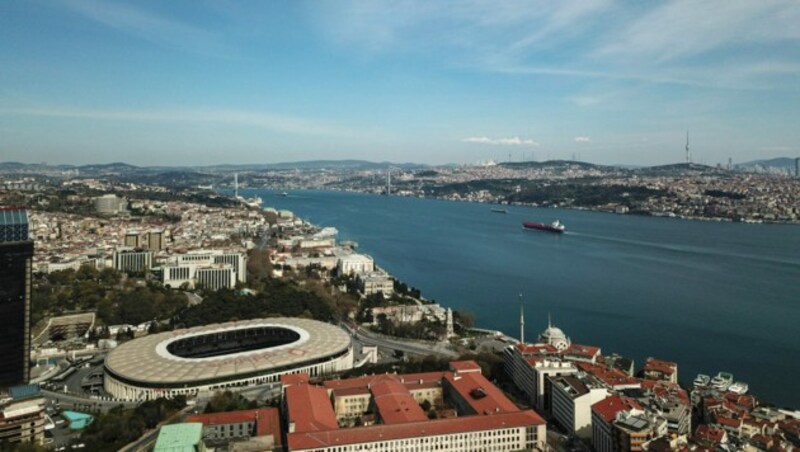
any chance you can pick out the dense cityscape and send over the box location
[3,2,800,451]
[1,164,799,451]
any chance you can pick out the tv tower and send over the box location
[685,131,691,164]
[519,292,525,345]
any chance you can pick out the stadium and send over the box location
[103,318,353,401]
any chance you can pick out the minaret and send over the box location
[519,292,525,345]
[234,173,239,198]
[386,170,391,195]
[685,131,690,164]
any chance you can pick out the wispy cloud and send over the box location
[312,0,800,92]
[0,105,356,137]
[463,136,539,146]
[594,1,800,63]
[574,136,591,143]
[60,0,229,57]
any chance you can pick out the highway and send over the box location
[347,324,459,358]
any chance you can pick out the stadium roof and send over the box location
[104,318,350,387]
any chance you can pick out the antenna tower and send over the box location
[685,131,691,164]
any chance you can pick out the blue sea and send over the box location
[250,189,800,408]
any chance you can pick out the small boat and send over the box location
[491,208,508,214]
[693,374,710,387]
[711,372,733,390]
[279,192,288,197]
[523,219,566,233]
[728,381,748,395]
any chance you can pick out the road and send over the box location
[348,325,459,358]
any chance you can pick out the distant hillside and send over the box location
[213,160,427,171]
[736,157,798,174]
[0,159,428,174]
[635,162,721,176]
[499,160,610,170]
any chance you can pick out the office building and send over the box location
[0,208,33,388]
[550,375,609,441]
[124,231,142,248]
[93,194,127,214]
[504,343,577,414]
[146,229,165,251]
[0,385,46,446]
[112,249,153,274]
[195,265,236,290]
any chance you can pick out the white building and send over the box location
[112,249,153,273]
[504,347,577,414]
[357,272,394,296]
[172,250,246,284]
[94,194,127,214]
[336,254,374,275]
[550,375,609,440]
[195,265,236,290]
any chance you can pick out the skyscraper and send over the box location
[0,208,33,388]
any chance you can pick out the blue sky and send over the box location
[1,0,799,166]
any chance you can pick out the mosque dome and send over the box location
[538,318,571,350]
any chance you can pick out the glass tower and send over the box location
[0,208,33,388]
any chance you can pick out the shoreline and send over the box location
[249,186,800,226]
[258,189,798,409]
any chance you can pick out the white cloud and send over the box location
[463,136,540,146]
[574,136,591,143]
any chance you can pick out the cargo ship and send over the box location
[522,220,565,233]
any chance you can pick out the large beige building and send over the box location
[282,361,547,451]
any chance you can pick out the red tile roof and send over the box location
[578,362,641,389]
[281,373,310,387]
[449,360,482,373]
[322,372,446,392]
[563,343,601,360]
[186,408,282,443]
[692,424,727,445]
[444,372,519,416]
[286,383,339,433]
[515,343,558,355]
[371,381,427,425]
[591,395,643,423]
[643,358,677,376]
[287,410,544,450]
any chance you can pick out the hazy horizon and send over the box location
[2,1,799,166]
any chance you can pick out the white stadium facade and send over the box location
[104,318,354,401]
